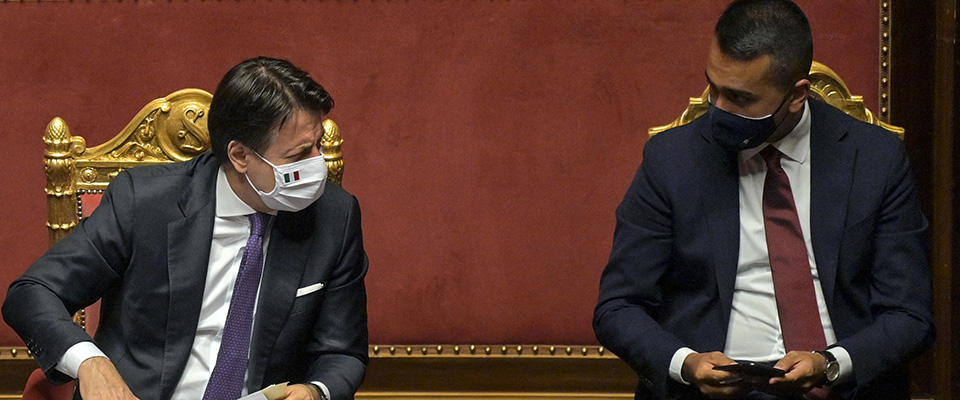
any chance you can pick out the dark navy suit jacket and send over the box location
[594,100,933,400]
[4,152,369,400]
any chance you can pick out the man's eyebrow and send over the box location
[704,71,756,100]
[284,141,315,158]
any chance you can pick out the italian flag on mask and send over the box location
[283,171,301,183]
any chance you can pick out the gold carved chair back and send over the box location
[648,61,904,138]
[42,89,346,327]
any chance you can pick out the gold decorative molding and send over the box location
[648,61,904,139]
[0,347,35,397]
[0,347,30,360]
[808,62,904,138]
[43,89,213,245]
[647,91,710,137]
[1,345,616,361]
[0,345,615,362]
[68,89,212,194]
[356,394,631,400]
[360,345,633,398]
[369,344,612,359]
[879,0,892,120]
[321,119,345,185]
[0,345,635,399]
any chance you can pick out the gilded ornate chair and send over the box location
[29,89,345,398]
[45,88,345,250]
[648,61,904,138]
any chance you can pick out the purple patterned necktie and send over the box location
[203,212,270,400]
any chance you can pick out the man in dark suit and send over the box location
[3,57,368,400]
[593,1,933,399]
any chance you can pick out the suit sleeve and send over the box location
[834,139,934,388]
[305,195,369,399]
[593,148,687,397]
[2,172,134,383]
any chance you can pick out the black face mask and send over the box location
[708,93,791,152]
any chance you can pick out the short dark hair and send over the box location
[715,0,813,90]
[208,57,334,164]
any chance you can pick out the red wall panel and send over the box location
[0,0,879,346]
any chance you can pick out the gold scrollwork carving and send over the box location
[44,159,76,197]
[44,118,83,244]
[109,111,168,161]
[43,117,87,158]
[79,167,99,183]
[648,61,904,139]
[136,113,157,143]
[156,92,212,161]
[82,89,213,164]
[321,119,344,185]
[45,221,77,231]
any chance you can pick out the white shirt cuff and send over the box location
[669,347,697,385]
[55,341,107,379]
[827,346,853,385]
[310,381,331,400]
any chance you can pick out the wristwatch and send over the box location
[815,350,840,384]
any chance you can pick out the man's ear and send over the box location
[789,79,811,113]
[226,140,250,174]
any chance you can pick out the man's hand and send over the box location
[758,351,827,396]
[277,383,321,400]
[76,356,139,400]
[682,352,750,399]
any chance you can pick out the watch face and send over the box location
[826,362,841,381]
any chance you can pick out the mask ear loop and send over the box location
[767,90,796,134]
[245,149,281,196]
[250,150,280,169]
[245,170,280,197]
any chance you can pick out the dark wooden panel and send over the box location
[890,0,959,399]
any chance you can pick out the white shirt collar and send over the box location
[216,167,260,218]
[740,99,811,164]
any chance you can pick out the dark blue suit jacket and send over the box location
[3,152,369,400]
[594,100,934,399]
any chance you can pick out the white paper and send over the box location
[237,382,288,400]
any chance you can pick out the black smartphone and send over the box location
[713,361,786,378]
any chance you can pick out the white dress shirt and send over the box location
[57,167,331,400]
[669,102,852,384]
[171,167,274,399]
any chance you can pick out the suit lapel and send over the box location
[698,125,742,325]
[159,155,218,399]
[808,101,854,306]
[245,208,313,390]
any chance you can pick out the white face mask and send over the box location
[245,151,328,212]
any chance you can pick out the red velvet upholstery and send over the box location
[22,369,75,400]
[0,1,881,347]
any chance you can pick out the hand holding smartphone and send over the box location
[713,361,786,378]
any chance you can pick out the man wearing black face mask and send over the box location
[594,1,933,399]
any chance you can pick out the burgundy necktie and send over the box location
[760,147,826,352]
[203,212,270,400]
[761,147,835,399]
